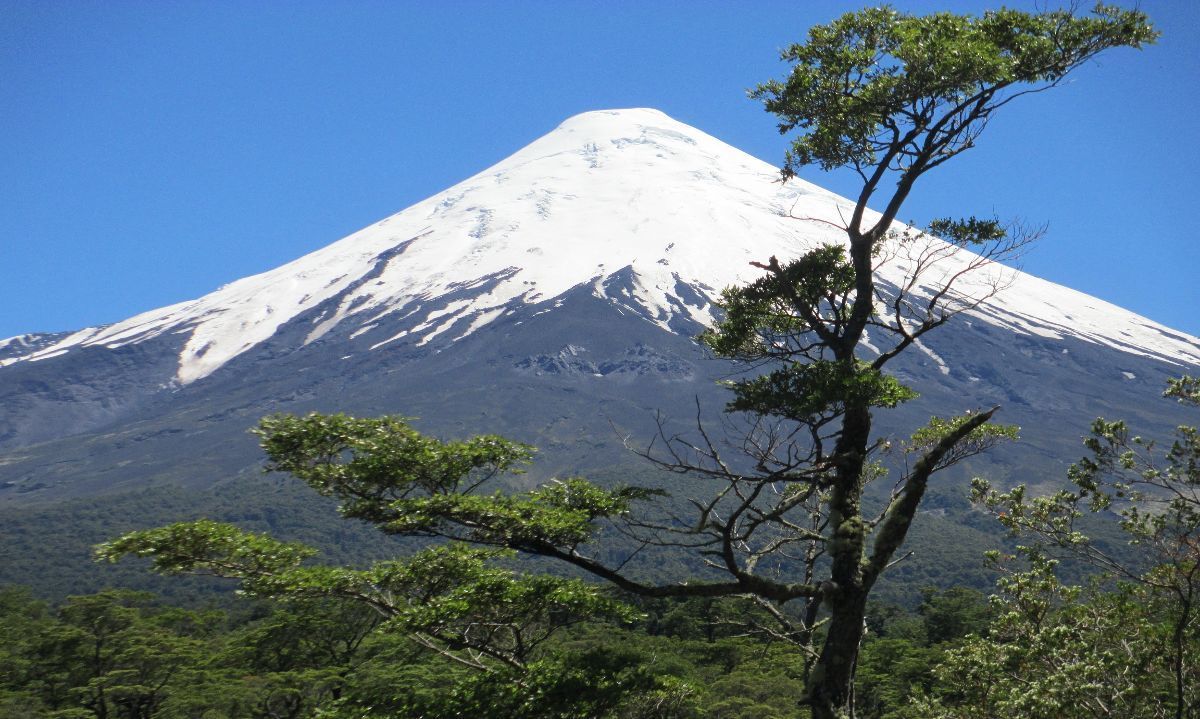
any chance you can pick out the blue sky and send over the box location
[3,0,1197,339]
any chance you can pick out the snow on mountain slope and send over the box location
[3,108,1197,384]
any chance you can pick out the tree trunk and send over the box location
[803,400,872,718]
[807,590,868,719]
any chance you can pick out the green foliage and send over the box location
[911,551,1176,718]
[97,519,318,578]
[0,587,394,719]
[916,587,992,646]
[257,412,536,523]
[2,585,845,718]
[907,414,1017,451]
[699,245,857,360]
[1166,376,1200,405]
[0,477,414,605]
[925,216,1007,246]
[752,4,1156,180]
[102,524,638,674]
[855,588,992,718]
[385,478,660,547]
[0,589,221,719]
[931,378,1200,718]
[368,647,673,719]
[0,587,54,716]
[251,414,662,556]
[726,359,917,421]
[904,414,1019,474]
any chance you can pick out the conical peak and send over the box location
[552,108,678,135]
[486,107,753,177]
[559,107,670,122]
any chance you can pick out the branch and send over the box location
[865,407,999,584]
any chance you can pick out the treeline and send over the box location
[0,473,1014,610]
[0,585,999,719]
[0,477,408,604]
[8,560,1195,719]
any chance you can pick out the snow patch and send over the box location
[913,338,951,376]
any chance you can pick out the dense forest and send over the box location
[0,583,993,718]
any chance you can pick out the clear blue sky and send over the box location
[3,1,1197,339]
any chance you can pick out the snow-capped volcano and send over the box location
[6,108,1196,388]
[2,108,1199,507]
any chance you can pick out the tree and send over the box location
[99,5,1156,718]
[853,588,992,718]
[14,590,216,719]
[952,377,1200,719]
[906,549,1166,719]
[0,587,55,718]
